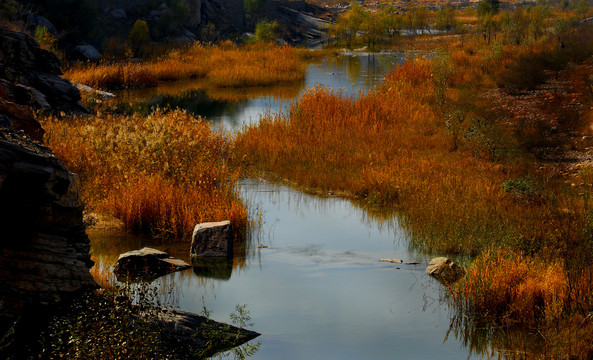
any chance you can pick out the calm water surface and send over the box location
[93,52,494,359]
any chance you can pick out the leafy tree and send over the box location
[342,2,365,47]
[528,1,550,41]
[436,6,457,32]
[380,4,403,38]
[406,5,429,34]
[362,11,387,47]
[129,19,150,57]
[477,0,494,17]
[576,0,590,17]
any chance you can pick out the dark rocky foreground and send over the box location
[0,27,259,358]
[0,26,97,358]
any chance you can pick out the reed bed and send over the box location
[234,58,556,256]
[64,42,305,90]
[234,28,593,338]
[42,108,248,239]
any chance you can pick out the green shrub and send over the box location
[254,20,279,42]
[129,19,150,57]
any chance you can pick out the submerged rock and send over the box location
[425,257,465,283]
[191,220,233,259]
[113,247,191,282]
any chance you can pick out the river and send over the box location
[91,52,496,359]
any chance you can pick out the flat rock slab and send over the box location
[113,247,191,282]
[153,308,260,358]
[191,220,233,258]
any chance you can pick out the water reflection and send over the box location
[192,257,234,280]
[106,52,413,129]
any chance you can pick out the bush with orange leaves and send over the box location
[42,108,248,239]
[452,250,568,326]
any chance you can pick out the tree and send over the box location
[576,0,590,17]
[129,19,149,57]
[342,2,365,47]
[362,11,387,47]
[477,0,494,17]
[436,6,457,32]
[528,1,550,41]
[380,5,403,38]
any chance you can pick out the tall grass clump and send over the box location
[42,108,248,239]
[64,42,305,90]
[451,250,568,326]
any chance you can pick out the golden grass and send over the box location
[452,250,568,326]
[65,42,305,90]
[42,108,248,239]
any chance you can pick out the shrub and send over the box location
[254,20,279,42]
[129,19,150,57]
[502,176,542,203]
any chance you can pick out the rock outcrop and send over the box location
[0,27,87,141]
[258,0,333,44]
[425,257,465,283]
[0,126,97,311]
[191,220,234,259]
[0,27,96,358]
[113,247,191,282]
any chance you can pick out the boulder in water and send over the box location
[113,247,191,282]
[190,220,233,259]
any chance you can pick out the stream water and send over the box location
[91,52,495,359]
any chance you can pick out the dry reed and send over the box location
[42,108,248,239]
[64,42,305,90]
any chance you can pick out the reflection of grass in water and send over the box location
[110,77,304,109]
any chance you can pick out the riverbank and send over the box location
[233,21,593,356]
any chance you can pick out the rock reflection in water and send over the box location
[192,257,234,280]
